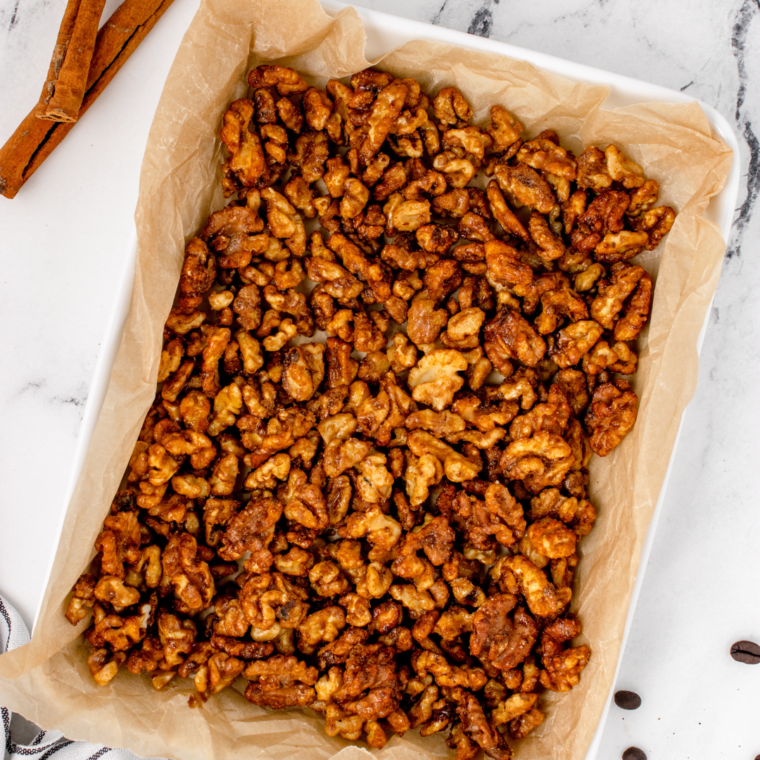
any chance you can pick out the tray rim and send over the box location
[35,6,742,759]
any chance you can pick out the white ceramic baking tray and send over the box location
[39,4,741,757]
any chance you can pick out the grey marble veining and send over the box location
[0,0,758,758]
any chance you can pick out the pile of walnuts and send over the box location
[65,65,676,759]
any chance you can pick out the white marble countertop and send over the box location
[1,0,758,758]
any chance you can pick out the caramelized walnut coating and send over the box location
[69,64,674,756]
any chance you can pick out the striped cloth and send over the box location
[0,595,150,760]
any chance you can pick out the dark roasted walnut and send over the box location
[70,64,675,759]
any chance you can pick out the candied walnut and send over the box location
[240,572,310,633]
[604,144,645,188]
[555,368,589,417]
[166,302,206,335]
[585,379,638,456]
[219,497,282,572]
[387,197,432,233]
[281,344,325,402]
[353,453,395,504]
[393,516,455,592]
[483,309,546,373]
[549,320,604,369]
[180,238,216,297]
[340,177,370,220]
[417,223,459,256]
[382,241,435,272]
[162,533,215,614]
[497,555,572,618]
[88,648,127,686]
[207,383,243,437]
[540,645,591,692]
[339,593,372,628]
[486,181,529,242]
[541,615,582,660]
[300,86,331,131]
[279,468,328,530]
[627,179,660,216]
[443,126,493,164]
[93,576,141,613]
[387,332,417,374]
[85,604,148,652]
[327,233,390,301]
[491,692,539,728]
[526,518,577,559]
[634,205,676,250]
[528,211,566,262]
[583,340,638,375]
[590,263,652,339]
[494,163,556,215]
[508,707,545,740]
[407,299,449,347]
[355,561,393,600]
[157,338,183,384]
[358,80,408,164]
[340,504,402,559]
[95,510,141,579]
[433,151,476,188]
[408,430,480,484]
[457,212,494,243]
[202,204,267,269]
[289,131,330,185]
[406,409,465,438]
[260,187,306,256]
[65,573,97,625]
[273,545,314,577]
[221,100,269,189]
[244,654,318,709]
[500,432,574,493]
[485,240,533,294]
[509,383,570,440]
[433,87,473,128]
[297,606,346,653]
[412,650,486,691]
[230,283,261,332]
[561,189,587,236]
[486,105,522,154]
[450,395,516,435]
[573,262,605,292]
[594,229,649,263]
[248,65,307,96]
[517,138,577,180]
[408,350,467,411]
[244,452,290,490]
[457,691,512,760]
[450,488,518,551]
[405,452,444,507]
[576,146,612,191]
[534,288,588,335]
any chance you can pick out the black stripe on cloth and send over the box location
[3,707,13,756]
[37,739,75,760]
[84,747,111,760]
[0,597,13,653]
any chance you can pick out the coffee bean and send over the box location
[730,640,760,664]
[614,690,641,710]
[622,748,646,760]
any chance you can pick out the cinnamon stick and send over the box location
[37,0,108,123]
[0,0,176,199]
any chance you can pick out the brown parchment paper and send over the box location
[0,1,733,759]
